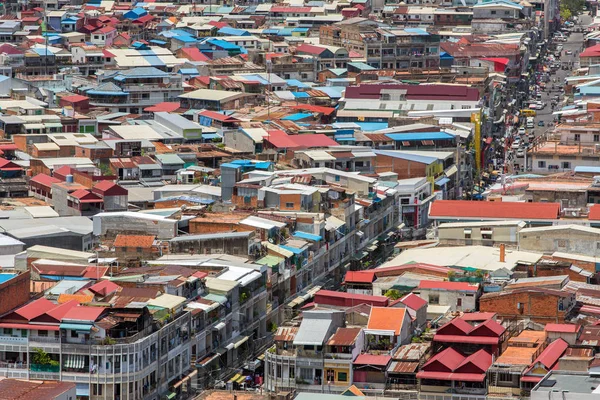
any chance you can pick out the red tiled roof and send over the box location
[315,289,388,307]
[433,335,500,345]
[0,158,22,170]
[96,25,116,33]
[545,323,579,333]
[581,44,600,58]
[422,347,465,371]
[134,14,154,24]
[92,180,127,195]
[344,270,376,284]
[88,280,121,296]
[0,44,24,55]
[114,234,155,248]
[367,307,406,335]
[400,293,427,310]
[180,47,210,62]
[29,174,61,187]
[353,354,392,367]
[192,271,208,279]
[295,43,327,55]
[70,189,103,202]
[10,298,55,321]
[416,371,486,382]
[328,327,361,346]
[418,280,479,292]
[61,94,89,103]
[429,200,561,220]
[345,83,480,102]
[62,306,105,322]
[208,21,228,29]
[532,338,568,369]
[144,102,181,113]
[43,300,80,322]
[290,104,336,116]
[199,110,240,123]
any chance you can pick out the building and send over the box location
[412,280,480,312]
[437,220,526,247]
[479,287,576,323]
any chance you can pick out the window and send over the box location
[464,229,472,239]
[491,10,496,14]
[38,330,48,337]
[575,134,581,141]
[71,330,78,338]
[290,367,295,379]
[481,228,493,240]
[285,202,294,208]
[3,328,12,335]
[504,10,509,14]
[595,134,599,142]
[457,298,462,307]
[429,294,439,304]
[337,371,348,382]
[538,161,546,168]
[92,385,103,396]
[562,161,571,169]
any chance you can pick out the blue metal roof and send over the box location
[206,38,240,50]
[282,112,312,121]
[218,27,251,36]
[174,35,198,43]
[356,122,388,131]
[291,92,310,99]
[280,245,304,255]
[202,133,221,140]
[385,132,454,141]
[292,27,309,32]
[278,28,294,36]
[149,39,167,45]
[373,150,439,164]
[404,28,430,35]
[435,177,451,186]
[286,79,310,88]
[293,231,322,241]
[220,162,242,169]
[180,68,199,75]
[263,29,280,35]
[254,162,271,170]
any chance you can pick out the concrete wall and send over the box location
[169,234,253,256]
[223,130,255,153]
[519,228,600,257]
[412,288,477,312]
[480,291,575,323]
[438,225,520,246]
[93,214,178,239]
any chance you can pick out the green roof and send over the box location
[256,255,284,267]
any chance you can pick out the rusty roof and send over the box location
[388,361,419,374]
[114,234,155,248]
[274,326,298,342]
[0,379,75,400]
[327,327,361,346]
[392,342,431,361]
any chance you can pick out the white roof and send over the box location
[325,216,345,231]
[242,128,268,143]
[179,89,244,101]
[240,215,286,230]
[304,150,336,161]
[34,143,60,151]
[0,233,24,247]
[24,206,60,219]
[381,245,542,271]
[111,125,163,141]
[147,293,186,309]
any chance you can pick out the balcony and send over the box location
[29,335,60,344]
[0,335,27,344]
[324,352,353,360]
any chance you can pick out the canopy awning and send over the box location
[292,231,322,241]
[60,323,93,332]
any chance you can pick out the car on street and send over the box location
[566,50,573,55]
[538,121,545,127]
[517,150,525,158]
[519,127,526,135]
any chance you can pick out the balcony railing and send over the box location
[0,336,27,344]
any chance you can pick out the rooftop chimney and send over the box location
[500,243,506,263]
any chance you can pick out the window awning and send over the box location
[44,122,63,128]
[60,323,93,332]
[234,335,249,349]
[76,383,89,397]
[213,322,226,331]
[463,229,472,234]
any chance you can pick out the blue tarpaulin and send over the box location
[293,231,322,241]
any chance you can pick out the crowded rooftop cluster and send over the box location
[0,0,596,398]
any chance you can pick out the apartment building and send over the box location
[85,67,183,114]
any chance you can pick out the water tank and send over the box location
[65,174,74,183]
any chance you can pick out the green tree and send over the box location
[32,348,52,365]
[560,4,572,20]
[384,289,401,300]
[561,0,584,19]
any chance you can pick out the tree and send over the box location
[560,4,572,20]
[561,0,584,19]
[384,289,401,300]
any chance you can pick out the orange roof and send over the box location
[114,234,155,248]
[367,307,406,335]
[57,293,94,304]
